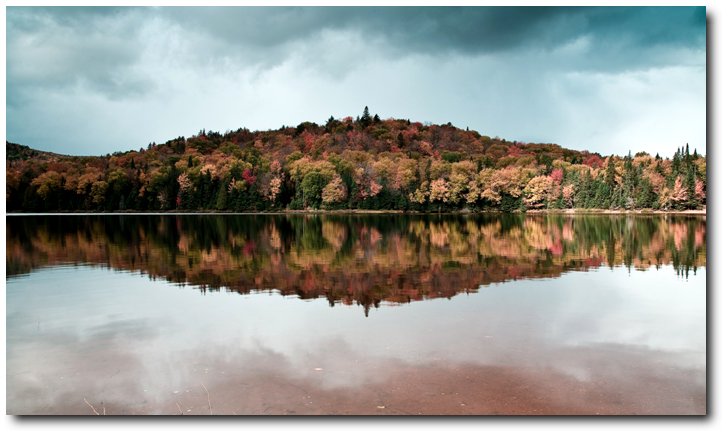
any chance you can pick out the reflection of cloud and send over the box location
[89,318,157,341]
[6,264,705,414]
[7,327,148,415]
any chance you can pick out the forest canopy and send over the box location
[6,108,706,213]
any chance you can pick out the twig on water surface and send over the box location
[84,398,99,415]
[101,400,105,415]
[200,381,212,415]
[176,403,184,415]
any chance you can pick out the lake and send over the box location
[6,213,706,415]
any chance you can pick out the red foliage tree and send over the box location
[242,168,257,186]
[583,155,604,169]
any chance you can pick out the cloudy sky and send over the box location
[6,6,707,157]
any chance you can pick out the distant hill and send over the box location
[6,142,65,163]
[5,109,706,213]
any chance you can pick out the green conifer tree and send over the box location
[360,106,372,129]
[605,155,617,187]
[216,182,228,210]
[686,167,697,209]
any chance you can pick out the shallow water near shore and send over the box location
[6,214,706,415]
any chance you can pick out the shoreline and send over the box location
[6,208,706,216]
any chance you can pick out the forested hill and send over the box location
[5,108,706,212]
[6,142,66,163]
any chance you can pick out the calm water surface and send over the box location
[6,214,706,415]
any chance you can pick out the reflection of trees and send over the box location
[6,214,706,314]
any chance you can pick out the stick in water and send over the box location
[84,398,99,415]
[176,402,183,415]
[200,381,212,415]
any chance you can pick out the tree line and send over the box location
[6,107,706,213]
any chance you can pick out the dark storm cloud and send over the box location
[7,6,705,99]
[6,6,705,105]
[158,6,705,69]
[6,7,152,106]
[159,6,706,52]
[9,6,135,30]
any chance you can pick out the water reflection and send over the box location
[6,265,705,415]
[5,214,706,415]
[6,214,706,315]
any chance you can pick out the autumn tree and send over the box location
[6,165,20,201]
[322,174,348,205]
[30,172,62,206]
[669,176,688,208]
[523,176,553,209]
